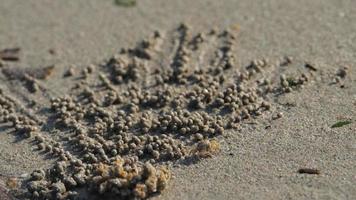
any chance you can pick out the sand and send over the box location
[0,0,355,199]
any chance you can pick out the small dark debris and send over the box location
[48,49,56,55]
[0,48,20,61]
[298,168,320,174]
[114,0,136,7]
[331,120,352,128]
[336,67,348,78]
[305,63,317,71]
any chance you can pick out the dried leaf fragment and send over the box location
[114,0,136,7]
[331,120,352,128]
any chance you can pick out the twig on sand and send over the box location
[298,168,320,175]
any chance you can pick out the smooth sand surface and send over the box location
[0,0,355,199]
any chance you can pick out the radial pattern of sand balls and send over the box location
[0,24,321,200]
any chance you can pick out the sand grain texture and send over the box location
[0,0,355,200]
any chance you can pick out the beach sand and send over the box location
[0,0,355,199]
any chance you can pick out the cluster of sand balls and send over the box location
[0,25,315,200]
[0,89,39,138]
[26,158,170,200]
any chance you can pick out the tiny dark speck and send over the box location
[298,168,320,175]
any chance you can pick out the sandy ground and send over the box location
[0,0,355,199]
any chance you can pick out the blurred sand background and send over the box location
[0,0,355,199]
